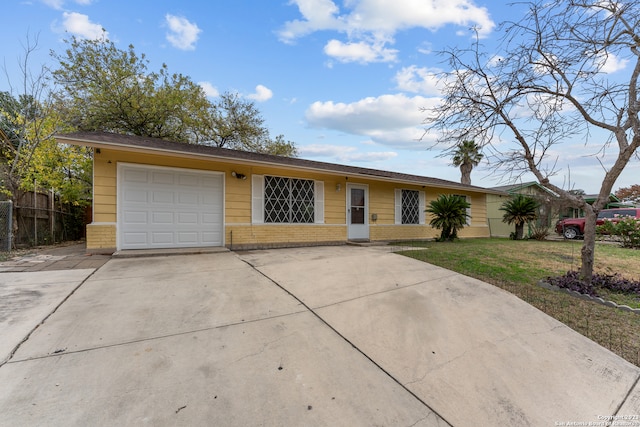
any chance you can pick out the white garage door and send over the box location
[118,163,224,250]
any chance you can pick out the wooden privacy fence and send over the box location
[1,190,88,250]
[0,201,11,251]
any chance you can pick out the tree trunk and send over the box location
[580,209,597,283]
[515,223,524,240]
[459,163,472,185]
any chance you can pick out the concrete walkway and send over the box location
[0,245,638,426]
[0,242,110,272]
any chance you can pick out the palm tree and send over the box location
[500,194,538,240]
[451,140,483,185]
[426,194,470,241]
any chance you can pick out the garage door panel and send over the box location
[177,212,198,224]
[202,176,223,188]
[202,193,221,205]
[123,232,148,245]
[151,232,174,244]
[119,164,224,250]
[123,211,148,223]
[177,232,199,244]
[124,169,148,183]
[124,189,148,203]
[178,192,199,205]
[152,172,175,185]
[151,212,174,224]
[201,232,221,244]
[152,191,175,204]
[202,213,221,224]
[178,174,199,186]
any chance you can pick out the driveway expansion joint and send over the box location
[0,267,99,368]
[5,310,309,365]
[311,274,459,311]
[614,372,640,416]
[238,256,455,427]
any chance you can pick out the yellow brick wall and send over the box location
[86,223,116,251]
[86,147,491,251]
[226,224,346,249]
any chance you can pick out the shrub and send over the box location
[425,194,470,242]
[546,271,640,297]
[597,216,640,248]
[529,222,550,241]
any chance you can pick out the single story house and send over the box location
[57,132,502,253]
[487,182,560,237]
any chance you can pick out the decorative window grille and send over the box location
[264,176,315,223]
[402,190,420,224]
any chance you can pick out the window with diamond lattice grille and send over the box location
[264,176,315,223]
[401,189,420,224]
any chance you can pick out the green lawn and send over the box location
[393,238,640,367]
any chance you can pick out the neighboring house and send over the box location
[487,182,560,238]
[567,194,633,217]
[57,132,501,253]
[487,182,634,238]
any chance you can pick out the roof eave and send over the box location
[56,134,503,194]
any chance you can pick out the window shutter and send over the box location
[314,181,324,223]
[252,175,264,224]
[395,189,402,224]
[419,191,426,224]
[466,195,472,225]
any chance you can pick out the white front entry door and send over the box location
[118,163,224,250]
[347,183,369,240]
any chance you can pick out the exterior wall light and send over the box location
[231,171,247,180]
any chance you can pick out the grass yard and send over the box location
[394,238,640,367]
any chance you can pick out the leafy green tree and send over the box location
[0,33,61,199]
[198,92,297,156]
[263,134,298,157]
[51,33,210,142]
[451,140,483,185]
[51,34,297,157]
[500,195,538,240]
[425,194,470,241]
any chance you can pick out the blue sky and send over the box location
[2,0,638,194]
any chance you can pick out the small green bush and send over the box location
[529,222,550,241]
[597,216,640,248]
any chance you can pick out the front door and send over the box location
[347,184,369,240]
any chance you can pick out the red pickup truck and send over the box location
[555,208,640,239]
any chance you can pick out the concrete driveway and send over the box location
[0,246,639,426]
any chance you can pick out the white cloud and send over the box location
[281,0,494,40]
[61,12,105,39]
[305,93,439,148]
[597,52,628,73]
[42,0,65,9]
[277,0,344,42]
[394,66,442,95]
[43,0,93,9]
[298,144,397,163]
[487,55,505,67]
[247,84,273,102]
[324,39,397,63]
[279,0,495,63]
[198,81,219,98]
[165,14,201,50]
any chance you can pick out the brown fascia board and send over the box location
[56,131,503,195]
